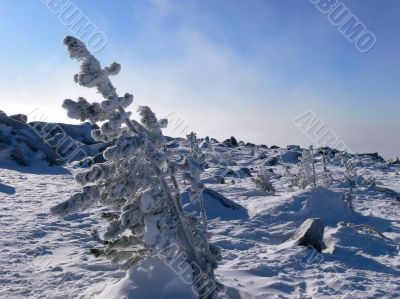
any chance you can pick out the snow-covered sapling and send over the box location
[294,147,316,189]
[252,163,275,193]
[51,36,222,298]
[187,131,206,163]
[344,156,358,187]
[321,150,333,188]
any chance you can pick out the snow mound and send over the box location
[95,258,197,299]
[294,187,353,226]
[328,224,399,257]
[182,188,248,220]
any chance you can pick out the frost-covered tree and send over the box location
[252,163,275,193]
[294,146,316,189]
[249,146,255,157]
[187,132,206,163]
[51,36,223,298]
[320,150,333,188]
[344,156,358,187]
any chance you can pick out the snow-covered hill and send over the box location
[0,128,399,298]
[0,111,105,167]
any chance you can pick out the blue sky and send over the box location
[1,0,399,157]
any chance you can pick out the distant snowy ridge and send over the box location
[0,110,105,167]
[0,109,392,170]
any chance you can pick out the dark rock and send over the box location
[358,152,385,162]
[93,153,105,164]
[238,167,252,177]
[270,145,280,149]
[287,218,325,252]
[389,157,400,165]
[265,156,279,166]
[222,137,238,148]
[245,142,255,147]
[281,151,301,164]
[10,147,29,166]
[220,169,235,177]
[214,176,225,184]
[199,140,209,149]
[230,136,238,147]
[257,153,267,159]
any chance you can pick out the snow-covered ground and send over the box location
[1,143,399,298]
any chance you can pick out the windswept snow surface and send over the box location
[1,142,400,298]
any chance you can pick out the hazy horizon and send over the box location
[1,0,399,158]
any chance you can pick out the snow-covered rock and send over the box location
[280,150,301,164]
[9,114,27,123]
[282,218,325,252]
[0,111,105,166]
[182,188,248,220]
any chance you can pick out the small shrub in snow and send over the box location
[222,150,236,166]
[51,36,222,298]
[248,147,255,156]
[187,132,205,163]
[343,189,354,211]
[320,150,333,188]
[344,156,358,187]
[252,164,275,193]
[293,146,316,189]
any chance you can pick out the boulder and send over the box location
[238,167,252,178]
[287,145,300,151]
[210,138,219,143]
[230,136,238,147]
[257,153,267,159]
[264,156,279,166]
[214,175,225,184]
[286,218,325,252]
[181,188,248,220]
[280,150,301,164]
[199,140,209,149]
[10,114,27,123]
[358,152,385,162]
[93,153,106,164]
[222,137,238,148]
[388,157,400,165]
